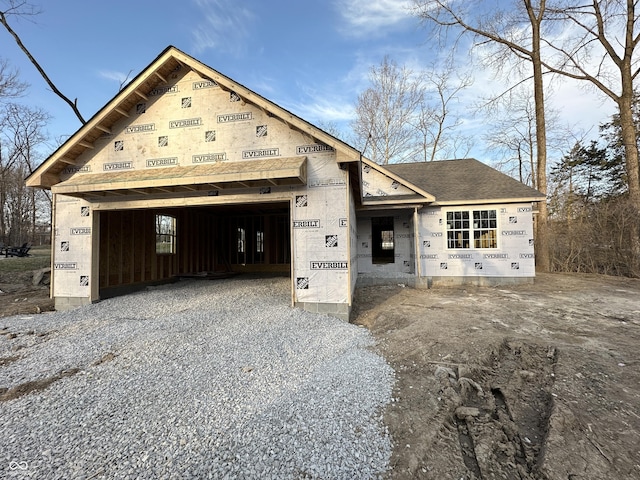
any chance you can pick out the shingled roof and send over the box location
[385,158,545,205]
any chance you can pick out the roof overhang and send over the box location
[359,158,436,207]
[432,197,545,207]
[51,157,306,199]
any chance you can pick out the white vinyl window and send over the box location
[446,210,497,249]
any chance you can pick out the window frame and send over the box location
[155,214,177,255]
[445,209,498,250]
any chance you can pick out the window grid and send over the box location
[446,210,497,249]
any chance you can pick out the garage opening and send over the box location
[98,203,290,298]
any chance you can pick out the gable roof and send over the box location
[26,46,361,189]
[385,158,545,205]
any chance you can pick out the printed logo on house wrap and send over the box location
[296,277,309,289]
[502,230,527,236]
[80,275,89,287]
[421,254,438,259]
[293,219,320,228]
[509,216,518,224]
[518,206,532,212]
[295,144,334,155]
[440,262,448,269]
[475,263,483,270]
[170,118,202,129]
[70,227,91,235]
[230,91,241,102]
[205,131,216,142]
[484,253,509,259]
[192,153,226,164]
[125,123,155,134]
[217,112,252,123]
[60,241,69,252]
[62,165,91,175]
[256,125,268,137]
[448,254,473,259]
[339,218,348,227]
[147,157,178,168]
[325,235,338,247]
[310,261,348,270]
[295,195,308,207]
[54,262,77,270]
[114,140,124,151]
[309,178,346,187]
[431,232,443,237]
[242,148,279,159]
[193,80,218,90]
[149,85,178,96]
[511,262,520,270]
[104,161,133,171]
[80,206,90,217]
[519,253,535,259]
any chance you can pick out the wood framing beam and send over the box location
[115,107,130,117]
[154,71,167,83]
[96,124,111,134]
[59,157,76,165]
[134,90,149,101]
[78,141,94,149]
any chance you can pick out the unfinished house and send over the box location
[26,46,544,320]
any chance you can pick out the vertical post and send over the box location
[413,207,422,279]
[90,209,100,303]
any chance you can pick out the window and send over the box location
[156,214,176,254]
[446,210,497,249]
[237,227,246,254]
[256,230,264,254]
[372,216,395,264]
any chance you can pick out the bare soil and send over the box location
[0,270,54,317]
[1,270,638,479]
[353,272,640,480]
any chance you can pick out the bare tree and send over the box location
[413,61,474,161]
[542,0,640,275]
[0,102,50,245]
[0,57,27,98]
[0,0,86,124]
[413,0,552,271]
[352,56,423,164]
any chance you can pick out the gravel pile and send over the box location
[0,277,394,479]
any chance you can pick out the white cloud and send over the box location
[98,70,133,85]
[191,0,254,54]
[334,0,413,37]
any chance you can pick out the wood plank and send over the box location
[115,107,130,117]
[78,141,94,149]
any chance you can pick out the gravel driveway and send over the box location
[0,277,393,479]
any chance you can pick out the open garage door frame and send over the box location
[86,195,294,305]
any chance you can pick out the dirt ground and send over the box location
[0,270,54,317]
[353,272,640,480]
[1,270,638,479]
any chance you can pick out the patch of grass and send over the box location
[0,245,51,273]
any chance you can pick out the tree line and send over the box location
[1,0,639,277]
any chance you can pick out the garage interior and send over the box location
[98,203,291,297]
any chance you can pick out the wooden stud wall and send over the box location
[98,207,291,291]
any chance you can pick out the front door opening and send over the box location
[372,216,395,264]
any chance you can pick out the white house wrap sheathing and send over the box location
[50,67,353,316]
[417,204,536,279]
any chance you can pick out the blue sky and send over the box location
[1,0,615,163]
